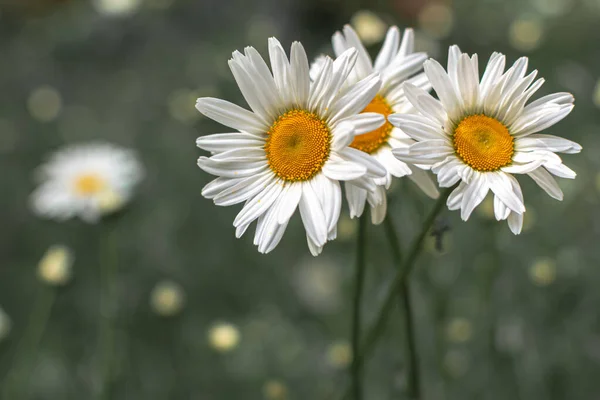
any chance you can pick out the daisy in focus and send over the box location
[31,143,144,223]
[390,46,581,234]
[329,25,439,225]
[196,38,386,255]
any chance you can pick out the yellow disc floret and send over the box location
[453,114,514,171]
[265,109,331,182]
[73,173,106,196]
[350,95,394,154]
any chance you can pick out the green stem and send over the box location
[384,215,420,399]
[340,186,453,400]
[401,281,420,399]
[351,213,368,400]
[3,283,56,400]
[98,228,118,400]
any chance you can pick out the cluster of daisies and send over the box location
[196,25,580,256]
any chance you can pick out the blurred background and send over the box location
[1,0,600,398]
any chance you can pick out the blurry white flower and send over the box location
[150,280,185,316]
[391,46,581,234]
[30,142,144,223]
[326,340,352,368]
[330,25,439,224]
[509,18,544,52]
[27,86,62,122]
[0,306,11,342]
[350,10,387,45]
[446,318,473,343]
[196,38,386,255]
[262,380,288,400]
[208,322,240,352]
[529,257,557,286]
[93,0,142,16]
[37,245,74,286]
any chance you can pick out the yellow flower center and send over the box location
[264,109,331,182]
[453,114,514,172]
[73,173,106,196]
[350,95,394,154]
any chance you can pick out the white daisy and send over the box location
[330,25,440,225]
[390,46,581,234]
[31,142,144,223]
[195,38,386,256]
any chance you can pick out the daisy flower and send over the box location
[195,38,386,256]
[31,142,144,223]
[330,25,439,225]
[390,46,581,234]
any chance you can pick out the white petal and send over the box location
[233,181,283,227]
[300,182,328,245]
[276,183,302,224]
[228,57,277,121]
[507,211,523,235]
[214,172,272,206]
[196,132,264,153]
[331,121,356,151]
[339,112,385,135]
[322,158,367,180]
[387,113,448,141]
[456,53,479,112]
[197,157,268,178]
[544,162,576,179]
[487,172,525,214]
[202,177,240,199]
[408,166,440,198]
[196,98,268,134]
[423,59,461,120]
[528,167,563,200]
[402,83,447,125]
[494,195,510,221]
[368,186,387,225]
[312,174,342,233]
[339,147,387,178]
[290,41,310,107]
[516,134,582,154]
[460,173,489,220]
[345,183,367,218]
[328,73,381,123]
[377,148,412,177]
[447,182,467,210]
[268,37,292,105]
[373,26,400,72]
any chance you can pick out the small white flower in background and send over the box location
[37,245,74,286]
[328,25,439,225]
[150,280,185,316]
[263,380,288,400]
[391,46,581,234]
[196,38,386,255]
[350,10,388,45]
[93,0,142,16]
[207,322,240,352]
[30,143,144,223]
[326,340,352,368]
[0,306,11,342]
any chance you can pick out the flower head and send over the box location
[329,25,439,224]
[196,38,386,255]
[31,142,144,223]
[390,46,581,233]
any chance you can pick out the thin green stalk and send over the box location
[340,186,453,400]
[3,283,57,400]
[401,281,420,399]
[98,227,118,400]
[351,213,368,400]
[384,215,420,399]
